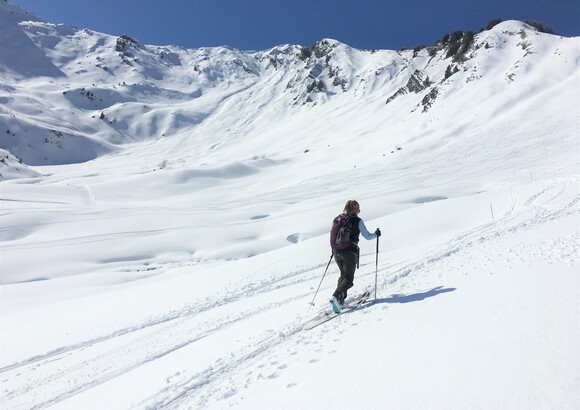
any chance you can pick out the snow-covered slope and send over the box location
[1,0,577,169]
[0,1,579,409]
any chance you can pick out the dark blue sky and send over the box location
[10,0,580,51]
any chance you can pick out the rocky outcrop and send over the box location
[386,70,431,104]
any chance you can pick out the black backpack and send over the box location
[330,214,355,251]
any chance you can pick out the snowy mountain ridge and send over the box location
[0,0,577,169]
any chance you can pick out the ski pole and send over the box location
[374,235,379,301]
[309,254,334,307]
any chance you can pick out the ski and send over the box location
[347,290,370,305]
[341,291,370,309]
[303,291,371,331]
[333,290,369,312]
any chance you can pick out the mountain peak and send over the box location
[490,19,552,34]
[0,1,64,78]
[0,0,43,24]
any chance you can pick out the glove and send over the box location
[375,228,381,237]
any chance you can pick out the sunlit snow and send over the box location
[1,1,579,408]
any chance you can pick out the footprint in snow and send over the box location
[220,388,237,399]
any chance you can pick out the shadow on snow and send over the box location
[373,286,456,304]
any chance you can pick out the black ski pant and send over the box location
[332,249,358,303]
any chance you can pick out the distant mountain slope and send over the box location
[0,0,578,173]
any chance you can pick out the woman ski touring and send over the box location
[329,200,380,313]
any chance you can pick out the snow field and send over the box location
[0,3,579,407]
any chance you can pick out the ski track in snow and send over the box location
[384,179,580,286]
[1,179,578,409]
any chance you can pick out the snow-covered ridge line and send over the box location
[0,0,577,169]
